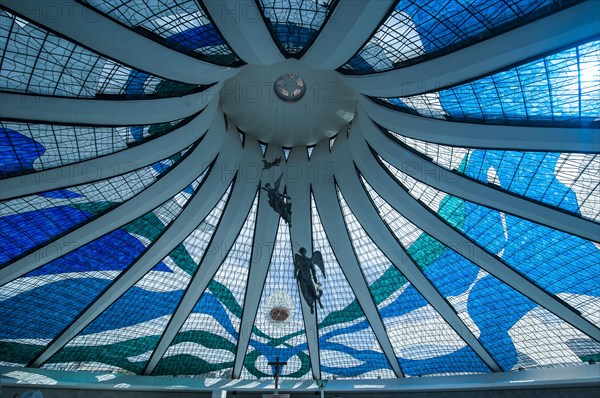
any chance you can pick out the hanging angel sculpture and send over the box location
[259,174,292,226]
[262,156,283,170]
[294,247,326,313]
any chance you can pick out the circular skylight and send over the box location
[0,0,598,388]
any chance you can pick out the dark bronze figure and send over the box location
[259,174,292,226]
[262,156,283,170]
[294,247,326,313]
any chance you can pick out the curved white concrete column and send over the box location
[0,98,220,200]
[311,167,405,377]
[2,0,238,84]
[30,125,243,368]
[331,134,502,372]
[286,144,322,380]
[301,1,395,70]
[0,115,227,285]
[0,88,219,125]
[357,108,600,242]
[142,183,257,375]
[351,139,600,342]
[232,143,286,379]
[361,97,600,152]
[204,0,284,65]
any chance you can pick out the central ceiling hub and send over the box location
[220,59,357,147]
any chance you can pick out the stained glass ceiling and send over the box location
[0,9,204,97]
[80,0,242,66]
[258,0,338,57]
[341,0,581,73]
[1,0,599,386]
[378,40,600,127]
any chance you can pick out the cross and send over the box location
[267,356,287,392]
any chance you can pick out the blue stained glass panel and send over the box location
[380,41,600,126]
[337,188,490,376]
[0,148,189,265]
[258,0,337,56]
[342,0,576,73]
[311,196,395,379]
[151,189,248,378]
[363,177,598,370]
[152,291,237,377]
[81,0,240,66]
[0,118,189,176]
[0,10,202,97]
[381,160,600,328]
[387,131,600,222]
[32,175,217,374]
[0,172,151,265]
[0,128,44,176]
[0,181,199,367]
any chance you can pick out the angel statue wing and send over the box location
[274,173,284,191]
[293,252,302,279]
[311,250,326,279]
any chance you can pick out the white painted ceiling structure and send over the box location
[0,0,599,393]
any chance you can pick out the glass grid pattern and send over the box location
[362,177,599,370]
[243,217,311,379]
[81,0,239,66]
[379,41,600,126]
[0,10,201,97]
[152,189,252,378]
[336,187,489,376]
[258,0,336,56]
[38,173,208,374]
[387,131,600,222]
[342,0,572,73]
[0,152,182,265]
[380,159,600,328]
[0,118,188,176]
[0,146,191,265]
[311,196,395,379]
[0,178,201,368]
